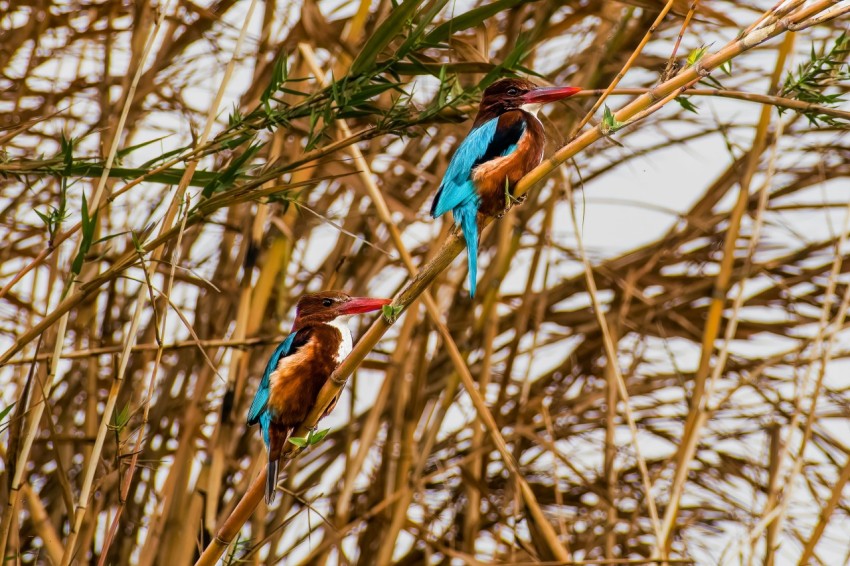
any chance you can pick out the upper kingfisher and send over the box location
[430,77,581,297]
[247,291,391,503]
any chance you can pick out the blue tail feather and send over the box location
[454,202,479,297]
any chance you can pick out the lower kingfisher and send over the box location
[430,78,581,297]
[247,291,391,503]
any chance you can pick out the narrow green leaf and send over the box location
[309,428,330,445]
[687,45,708,67]
[288,436,308,448]
[93,230,129,246]
[116,135,172,160]
[601,105,625,134]
[261,52,289,111]
[71,191,97,276]
[382,304,404,322]
[425,0,531,45]
[350,0,425,76]
[676,96,699,114]
[0,402,15,423]
[112,402,131,430]
[201,141,264,199]
[60,133,74,172]
[397,0,450,55]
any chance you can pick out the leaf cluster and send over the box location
[781,33,850,125]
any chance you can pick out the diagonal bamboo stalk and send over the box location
[60,2,259,563]
[299,42,571,562]
[0,7,170,561]
[193,6,829,562]
[573,0,677,133]
[657,30,797,548]
[565,177,663,552]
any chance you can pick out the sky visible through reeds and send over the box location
[2,0,850,564]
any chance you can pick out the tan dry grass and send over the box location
[1,1,850,565]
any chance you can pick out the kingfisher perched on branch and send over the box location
[430,78,580,297]
[247,291,391,503]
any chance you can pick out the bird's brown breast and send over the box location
[472,111,545,217]
[268,324,343,427]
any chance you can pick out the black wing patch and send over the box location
[472,112,526,169]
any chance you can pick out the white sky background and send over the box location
[2,0,850,564]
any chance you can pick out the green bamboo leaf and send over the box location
[388,60,499,77]
[350,0,425,76]
[288,436,308,448]
[228,104,243,127]
[480,35,532,86]
[261,51,289,112]
[601,105,625,134]
[71,191,97,276]
[116,135,171,160]
[397,0,450,55]
[60,133,74,172]
[309,428,330,445]
[139,145,192,169]
[35,209,51,226]
[201,142,264,199]
[0,402,15,423]
[382,304,404,322]
[93,230,130,246]
[687,45,708,67]
[112,402,131,430]
[676,96,699,114]
[424,0,532,45]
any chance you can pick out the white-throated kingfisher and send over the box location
[430,78,580,296]
[247,291,391,503]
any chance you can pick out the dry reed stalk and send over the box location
[565,180,663,551]
[658,30,798,548]
[300,42,570,560]
[0,6,170,560]
[4,1,850,564]
[573,0,677,133]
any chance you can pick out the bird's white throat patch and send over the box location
[520,102,543,115]
[327,317,353,362]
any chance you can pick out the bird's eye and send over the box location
[322,299,333,307]
[507,87,519,96]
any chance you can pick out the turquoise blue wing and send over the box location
[430,118,499,217]
[430,114,526,217]
[247,331,298,426]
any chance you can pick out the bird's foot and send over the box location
[497,194,526,218]
[509,193,527,207]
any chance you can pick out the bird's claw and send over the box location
[499,193,526,218]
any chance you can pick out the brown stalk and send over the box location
[0,7,170,560]
[192,1,807,550]
[299,42,570,561]
[6,3,850,564]
[658,30,797,548]
[573,0,677,133]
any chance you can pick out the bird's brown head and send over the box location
[293,291,391,329]
[475,78,581,125]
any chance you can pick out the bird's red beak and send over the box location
[339,297,392,315]
[521,85,581,104]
